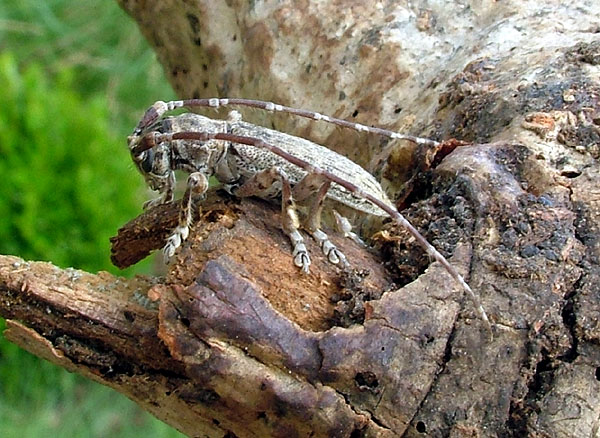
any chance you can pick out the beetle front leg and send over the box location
[143,172,175,210]
[163,171,209,262]
[232,167,311,272]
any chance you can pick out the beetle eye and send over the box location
[140,149,154,173]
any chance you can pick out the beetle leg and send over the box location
[232,167,311,273]
[332,209,365,246]
[163,172,209,262]
[143,172,175,210]
[295,176,348,267]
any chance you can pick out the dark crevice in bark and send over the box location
[336,386,392,432]
[559,281,580,363]
[507,350,556,437]
[506,269,582,437]
[314,339,391,433]
[561,181,594,364]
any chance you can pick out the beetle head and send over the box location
[128,134,173,192]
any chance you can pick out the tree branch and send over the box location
[2,0,599,436]
[0,189,473,436]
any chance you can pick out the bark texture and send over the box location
[1,0,600,437]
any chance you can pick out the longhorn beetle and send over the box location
[128,98,490,327]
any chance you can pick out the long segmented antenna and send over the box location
[133,131,490,328]
[134,98,441,148]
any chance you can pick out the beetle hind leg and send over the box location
[332,209,365,247]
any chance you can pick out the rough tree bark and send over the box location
[2,1,600,437]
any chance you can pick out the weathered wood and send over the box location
[0,195,470,437]
[114,0,600,432]
[111,190,394,332]
[2,0,599,436]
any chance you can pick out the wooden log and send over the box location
[2,0,599,436]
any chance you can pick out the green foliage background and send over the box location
[0,1,183,436]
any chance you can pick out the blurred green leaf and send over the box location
[0,1,183,436]
[0,52,143,272]
[0,0,175,129]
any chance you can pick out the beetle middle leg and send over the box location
[231,167,311,272]
[292,174,348,267]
